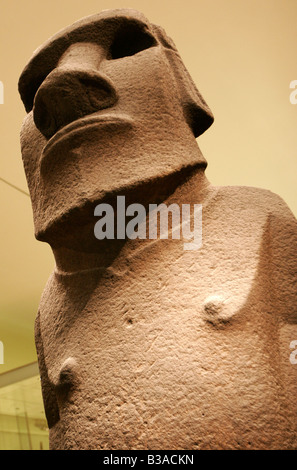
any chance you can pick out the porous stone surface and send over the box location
[19,9,297,450]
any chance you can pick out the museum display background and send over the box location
[0,0,296,449]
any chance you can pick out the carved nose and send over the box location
[33,68,118,139]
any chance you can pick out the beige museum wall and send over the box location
[0,0,296,373]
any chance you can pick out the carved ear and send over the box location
[167,51,214,137]
[152,25,214,138]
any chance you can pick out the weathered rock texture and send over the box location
[19,9,297,450]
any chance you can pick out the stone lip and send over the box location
[42,112,133,163]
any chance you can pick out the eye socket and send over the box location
[110,25,157,60]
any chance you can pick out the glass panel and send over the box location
[0,374,49,450]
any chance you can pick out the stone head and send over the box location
[19,9,213,247]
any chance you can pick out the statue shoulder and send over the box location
[212,185,296,221]
[209,185,297,324]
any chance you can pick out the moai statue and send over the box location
[19,9,297,450]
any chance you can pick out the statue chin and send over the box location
[35,162,205,252]
[31,109,207,247]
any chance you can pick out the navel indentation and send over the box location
[203,295,233,325]
[56,357,78,397]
